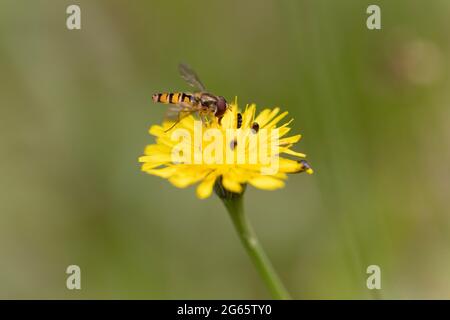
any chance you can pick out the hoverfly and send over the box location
[152,63,228,131]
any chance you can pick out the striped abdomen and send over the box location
[152,92,193,105]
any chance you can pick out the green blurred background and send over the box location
[1,0,449,299]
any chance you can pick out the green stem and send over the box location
[220,194,291,300]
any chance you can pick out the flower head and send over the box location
[139,99,313,199]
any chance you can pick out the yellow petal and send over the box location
[141,162,163,171]
[280,148,306,158]
[278,118,294,129]
[253,109,272,125]
[249,176,285,190]
[263,111,289,129]
[278,158,303,172]
[242,104,256,128]
[144,144,170,155]
[222,173,243,193]
[138,154,172,163]
[277,126,292,138]
[169,177,193,188]
[169,174,200,188]
[145,166,178,178]
[278,135,301,145]
[220,103,237,129]
[149,125,165,137]
[196,172,217,199]
[255,108,280,128]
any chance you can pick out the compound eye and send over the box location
[215,97,227,116]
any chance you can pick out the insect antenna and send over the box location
[164,120,181,133]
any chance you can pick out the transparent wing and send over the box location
[163,102,200,132]
[164,102,199,122]
[178,63,206,91]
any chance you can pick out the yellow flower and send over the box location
[139,99,313,199]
